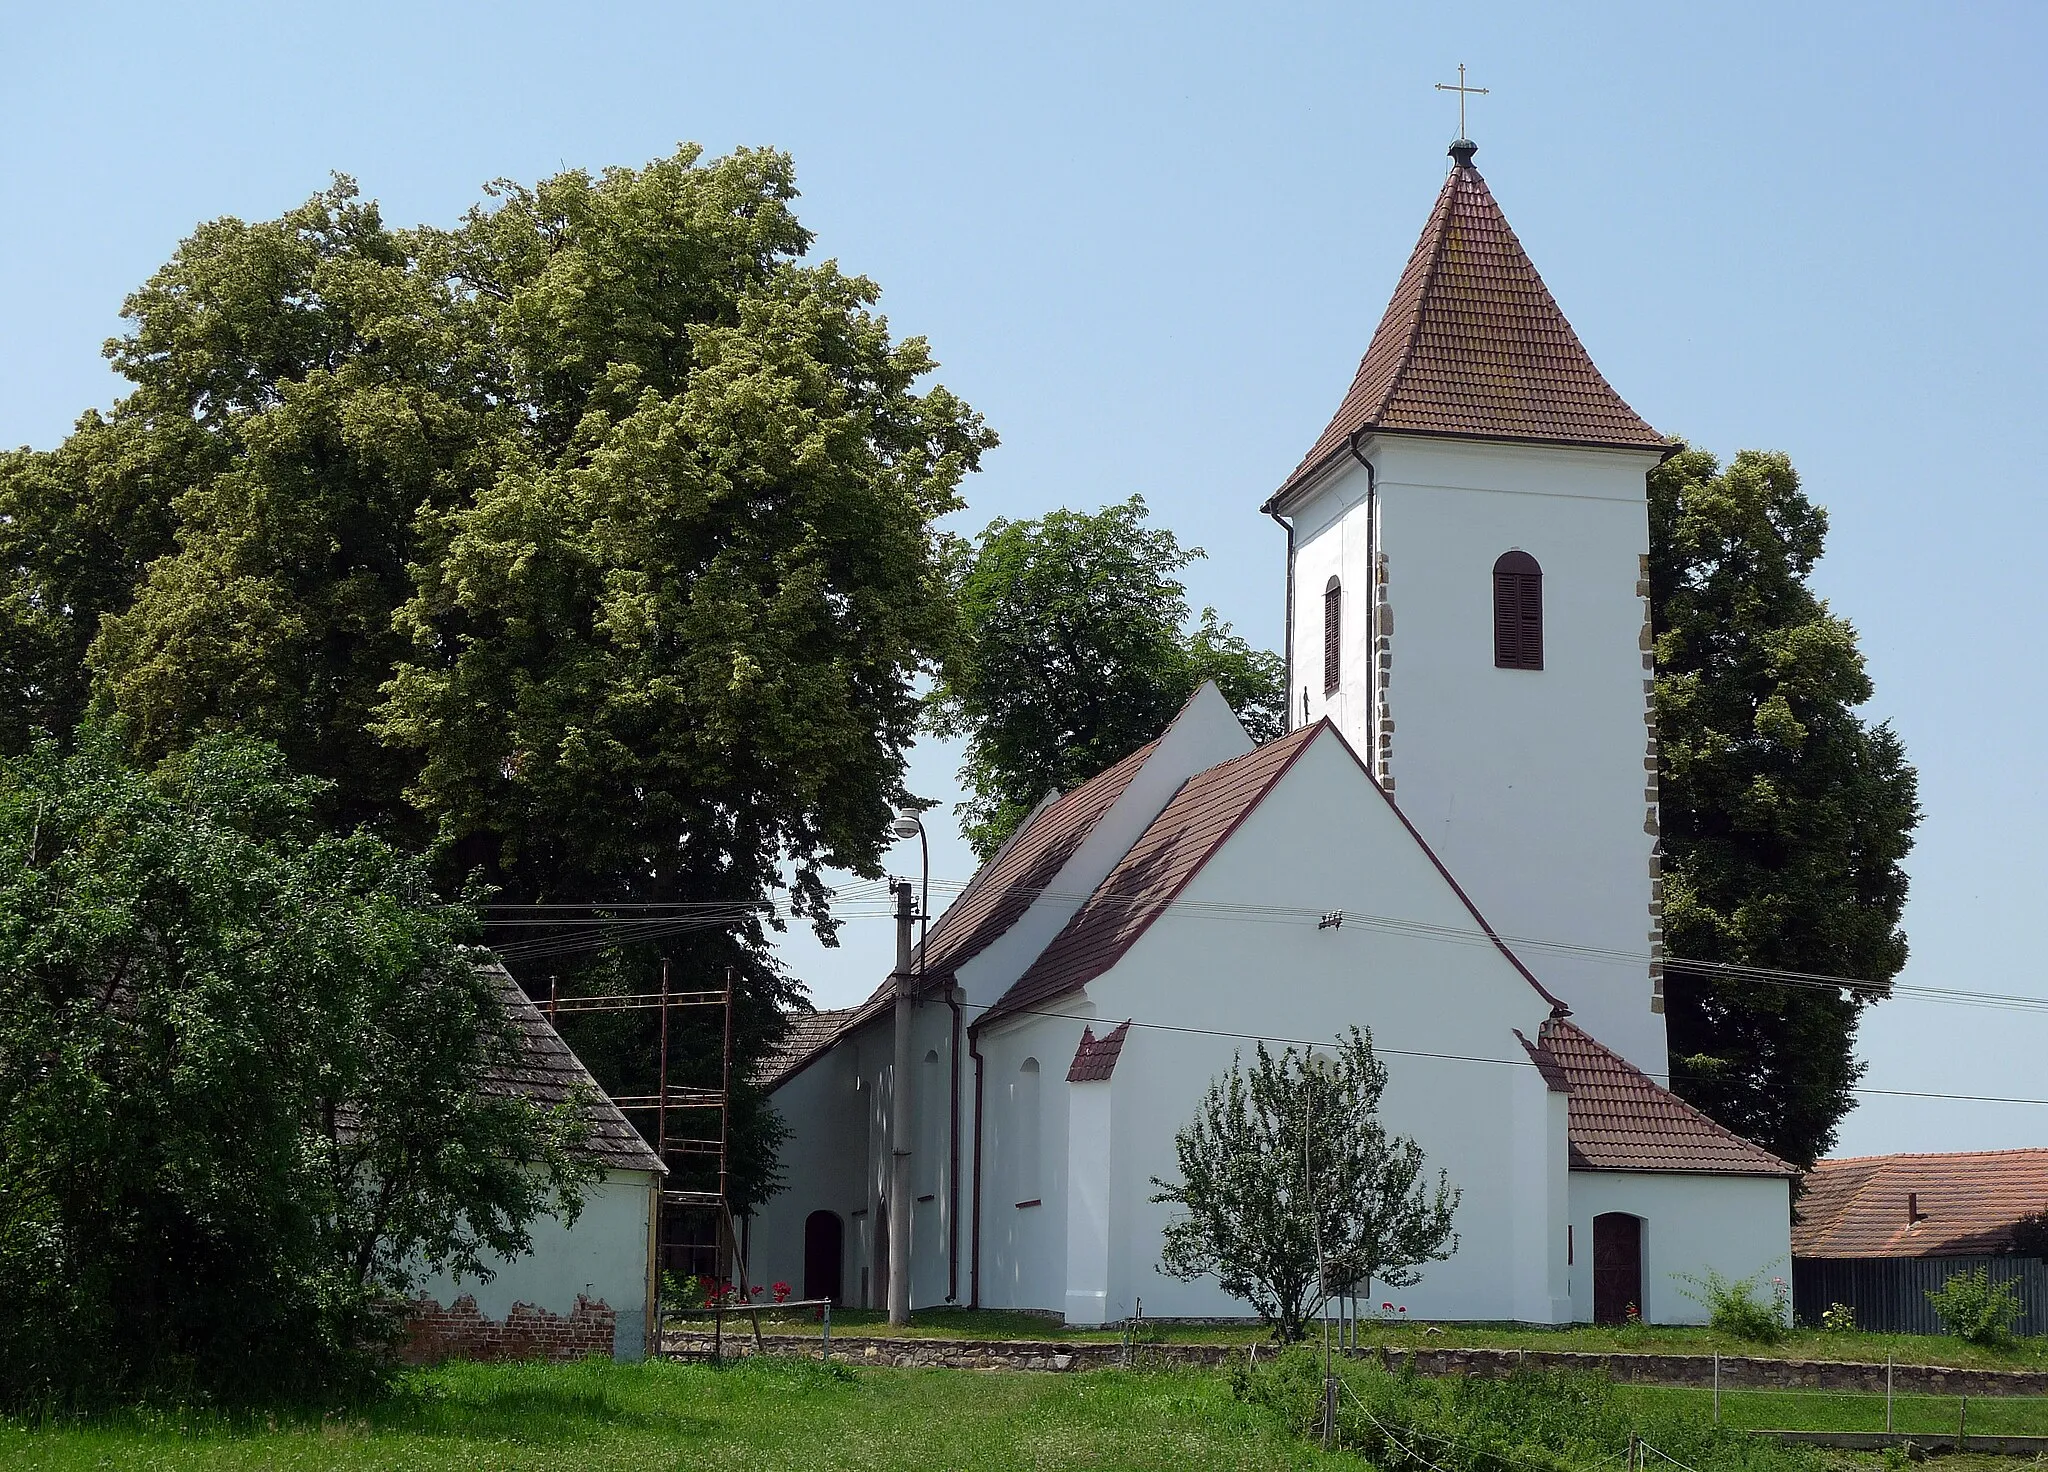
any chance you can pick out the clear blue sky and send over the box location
[6,1,2045,1157]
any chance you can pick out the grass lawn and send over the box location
[0,1356,1351,1471]
[1613,1385,2048,1436]
[725,1306,2048,1374]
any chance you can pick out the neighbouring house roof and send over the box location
[756,1007,859,1086]
[982,724,1324,1026]
[1793,1150,2048,1259]
[1067,1021,1131,1083]
[1539,1018,1795,1178]
[1268,143,1667,510]
[482,965,666,1176]
[758,741,1157,1090]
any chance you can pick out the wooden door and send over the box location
[1593,1213,1643,1324]
[803,1211,844,1305]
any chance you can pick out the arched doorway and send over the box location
[1592,1213,1643,1324]
[803,1211,844,1305]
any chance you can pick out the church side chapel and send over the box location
[751,134,1796,1327]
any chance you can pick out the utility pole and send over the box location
[887,878,915,1327]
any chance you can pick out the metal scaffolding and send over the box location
[547,960,747,1347]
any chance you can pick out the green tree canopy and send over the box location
[1651,446,1920,1168]
[1151,1028,1459,1342]
[929,495,1284,857]
[0,147,993,1207]
[0,727,592,1405]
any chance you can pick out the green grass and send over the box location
[1614,1385,2048,1436]
[0,1356,1351,1470]
[711,1307,2048,1373]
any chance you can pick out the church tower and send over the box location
[1264,139,1673,1078]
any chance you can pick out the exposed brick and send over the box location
[400,1293,616,1366]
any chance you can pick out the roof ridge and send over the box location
[1816,1148,2048,1165]
[1370,167,1464,430]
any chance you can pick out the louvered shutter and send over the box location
[1492,552,1543,670]
[1323,578,1342,694]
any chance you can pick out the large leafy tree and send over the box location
[1651,447,1920,1167]
[929,495,1285,857]
[0,727,592,1404]
[1152,1028,1459,1342]
[0,147,992,1210]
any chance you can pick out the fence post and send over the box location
[822,1302,831,1363]
[1886,1353,1893,1433]
[1713,1352,1720,1425]
[1959,1395,1968,1448]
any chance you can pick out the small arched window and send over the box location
[1492,551,1543,670]
[1323,576,1342,695]
[1015,1058,1042,1204]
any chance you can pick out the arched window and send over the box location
[918,1048,942,1192]
[1015,1058,1042,1204]
[1323,576,1342,695]
[1492,551,1543,670]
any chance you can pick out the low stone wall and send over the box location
[403,1294,616,1365]
[662,1331,2048,1395]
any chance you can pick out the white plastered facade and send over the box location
[1282,435,1670,1079]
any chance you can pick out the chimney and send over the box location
[1908,1192,1929,1224]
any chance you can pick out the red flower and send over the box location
[1382,1302,1394,1312]
[771,1281,792,1304]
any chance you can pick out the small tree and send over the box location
[1151,1027,1458,1341]
[2009,1211,2048,1263]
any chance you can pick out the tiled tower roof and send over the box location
[1270,142,1667,507]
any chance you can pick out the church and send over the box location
[749,138,1796,1326]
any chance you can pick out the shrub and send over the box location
[1819,1302,1857,1334]
[1927,1267,2025,1346]
[2010,1211,2048,1263]
[1675,1266,1789,1343]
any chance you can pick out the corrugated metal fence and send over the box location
[1795,1255,2048,1335]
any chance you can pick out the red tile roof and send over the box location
[983,726,1323,1025]
[1270,145,1666,508]
[1067,1021,1131,1083]
[760,742,1156,1089]
[1793,1151,2048,1259]
[1541,1018,1795,1178]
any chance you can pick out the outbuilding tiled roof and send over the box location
[1067,1021,1131,1082]
[483,965,665,1175]
[984,725,1323,1025]
[1793,1150,2048,1259]
[1540,1018,1795,1178]
[756,1007,858,1086]
[758,742,1157,1090]
[1269,143,1666,508]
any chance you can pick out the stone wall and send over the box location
[402,1293,616,1365]
[662,1330,2048,1395]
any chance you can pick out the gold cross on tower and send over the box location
[1434,63,1489,142]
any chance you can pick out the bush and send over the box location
[1233,1350,1825,1472]
[1676,1266,1790,1344]
[1927,1267,2025,1346]
[1819,1302,1857,1333]
[2011,1212,2048,1263]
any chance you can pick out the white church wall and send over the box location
[972,1008,1086,1314]
[750,997,962,1310]
[1284,437,1670,1080]
[1566,1171,1792,1325]
[411,1167,658,1358]
[1063,1071,1115,1325]
[1086,729,1569,1323]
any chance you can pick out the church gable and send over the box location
[1269,142,1666,509]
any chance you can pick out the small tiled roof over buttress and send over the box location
[1793,1150,2048,1259]
[757,740,1156,1089]
[1536,1018,1795,1178]
[1268,143,1667,508]
[1067,1021,1131,1083]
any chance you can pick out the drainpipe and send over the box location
[946,985,963,1302]
[1266,507,1295,731]
[968,1021,986,1308]
[1346,432,1377,767]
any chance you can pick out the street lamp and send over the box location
[884,811,929,1328]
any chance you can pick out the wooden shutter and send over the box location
[1323,578,1342,694]
[1492,551,1543,670]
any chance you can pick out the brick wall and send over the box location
[401,1293,616,1365]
